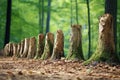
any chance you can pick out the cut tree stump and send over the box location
[12,43,18,57]
[16,43,21,58]
[27,37,36,59]
[41,32,54,60]
[4,42,13,56]
[51,30,64,60]
[66,25,84,60]
[84,14,118,64]
[19,40,25,58]
[4,43,10,56]
[21,38,30,58]
[34,34,44,59]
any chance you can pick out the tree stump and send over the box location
[34,34,44,59]
[16,43,21,57]
[21,38,30,58]
[12,43,18,57]
[84,14,118,64]
[66,25,84,60]
[27,37,36,59]
[51,30,64,60]
[19,40,25,58]
[4,43,10,56]
[4,42,13,56]
[41,32,54,60]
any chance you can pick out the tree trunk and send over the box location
[105,0,117,61]
[84,14,118,64]
[46,0,51,33]
[34,34,44,59]
[19,40,25,58]
[4,0,12,46]
[41,32,54,60]
[27,37,36,59]
[51,30,64,60]
[21,38,30,58]
[75,0,78,24]
[66,25,84,60]
[86,0,91,58]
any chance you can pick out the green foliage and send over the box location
[117,0,120,59]
[3,0,120,60]
[0,0,7,48]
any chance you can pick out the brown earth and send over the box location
[0,57,120,80]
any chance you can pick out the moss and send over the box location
[84,46,112,65]
[66,25,84,60]
[41,37,54,60]
[83,14,119,65]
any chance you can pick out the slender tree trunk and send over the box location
[66,25,84,60]
[4,0,12,46]
[70,0,73,26]
[34,34,44,59]
[75,0,78,24]
[41,0,44,33]
[41,32,54,60]
[39,0,44,33]
[105,0,117,58]
[46,0,51,33]
[86,0,91,58]
[84,14,118,64]
[38,0,42,33]
[51,30,64,60]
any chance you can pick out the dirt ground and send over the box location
[0,57,120,80]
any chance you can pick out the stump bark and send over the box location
[4,43,10,56]
[19,40,25,58]
[84,14,118,64]
[16,43,21,57]
[12,43,18,57]
[66,25,84,60]
[4,42,13,56]
[41,32,54,60]
[27,37,36,59]
[34,34,44,59]
[21,38,30,58]
[51,30,64,60]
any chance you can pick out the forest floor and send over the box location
[0,57,120,80]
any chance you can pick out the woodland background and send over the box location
[0,0,120,60]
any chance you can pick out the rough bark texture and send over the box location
[0,49,4,56]
[34,34,44,59]
[66,25,84,60]
[51,30,64,60]
[4,43,10,56]
[41,32,54,60]
[21,38,30,58]
[27,37,36,59]
[16,43,21,58]
[19,40,25,58]
[4,42,13,56]
[12,43,18,57]
[84,14,118,64]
